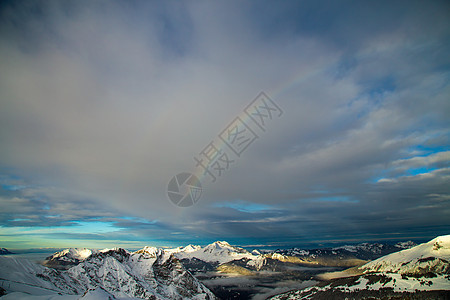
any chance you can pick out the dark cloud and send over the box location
[0,0,449,248]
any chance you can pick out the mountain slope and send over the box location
[0,248,216,300]
[170,241,256,265]
[0,256,84,296]
[68,248,215,299]
[268,235,450,300]
[272,241,417,265]
[44,248,100,270]
[360,235,450,275]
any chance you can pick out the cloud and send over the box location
[0,0,449,248]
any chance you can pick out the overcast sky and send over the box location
[1,0,449,249]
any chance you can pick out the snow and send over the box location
[0,256,83,295]
[395,241,417,249]
[270,273,450,299]
[0,248,216,300]
[251,250,261,255]
[246,255,266,270]
[1,288,144,299]
[361,234,450,274]
[49,248,97,262]
[345,273,450,292]
[46,248,127,264]
[1,292,78,300]
[269,235,450,299]
[171,241,257,264]
[291,249,309,256]
[332,242,390,254]
[334,245,357,252]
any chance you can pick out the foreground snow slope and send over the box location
[360,234,450,274]
[0,256,84,295]
[269,235,450,299]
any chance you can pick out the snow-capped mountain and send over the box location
[44,248,99,269]
[170,241,256,265]
[360,234,450,275]
[1,248,216,299]
[68,248,215,299]
[268,235,450,300]
[43,241,257,274]
[44,240,417,275]
[333,240,417,254]
[272,241,417,263]
[394,240,417,249]
[1,239,432,299]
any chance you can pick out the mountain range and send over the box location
[0,236,448,299]
[0,247,215,299]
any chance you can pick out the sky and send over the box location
[0,0,449,250]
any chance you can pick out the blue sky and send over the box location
[0,0,449,250]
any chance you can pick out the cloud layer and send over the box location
[0,0,449,248]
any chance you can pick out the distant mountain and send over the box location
[268,235,450,300]
[169,240,391,273]
[1,247,216,299]
[43,241,258,273]
[44,247,99,269]
[272,240,417,263]
[43,240,418,273]
[169,241,259,274]
[0,248,13,255]
[170,241,255,264]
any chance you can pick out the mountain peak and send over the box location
[46,248,97,262]
[134,246,163,258]
[208,241,232,249]
[214,241,231,246]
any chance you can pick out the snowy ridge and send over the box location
[44,239,416,272]
[0,248,216,299]
[49,248,97,262]
[269,273,450,300]
[268,235,450,299]
[0,256,84,295]
[333,241,416,254]
[168,244,202,254]
[395,240,417,249]
[45,241,254,266]
[170,241,257,264]
[67,248,216,299]
[360,235,450,275]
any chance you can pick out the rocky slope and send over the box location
[1,248,216,299]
